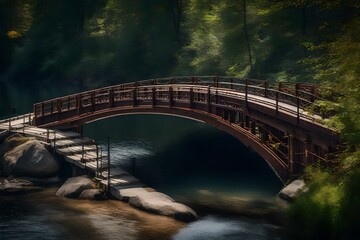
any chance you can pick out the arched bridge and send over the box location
[32,76,339,182]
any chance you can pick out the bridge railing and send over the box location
[33,76,321,125]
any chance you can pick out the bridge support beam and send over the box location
[288,133,295,174]
[304,136,313,165]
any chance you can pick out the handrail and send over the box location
[33,76,323,127]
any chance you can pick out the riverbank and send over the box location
[0,184,285,240]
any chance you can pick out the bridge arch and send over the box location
[32,76,339,183]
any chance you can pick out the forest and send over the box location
[0,0,359,239]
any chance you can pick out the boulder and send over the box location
[129,192,198,222]
[115,187,149,202]
[79,189,106,200]
[278,179,308,202]
[56,176,95,198]
[2,140,60,178]
[1,179,25,194]
[0,178,41,195]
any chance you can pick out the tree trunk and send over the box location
[243,0,254,77]
[168,0,181,44]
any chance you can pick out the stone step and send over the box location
[54,137,94,148]
[101,175,141,187]
[100,168,129,179]
[56,145,97,155]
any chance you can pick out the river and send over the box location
[1,82,286,239]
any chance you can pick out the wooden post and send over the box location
[288,133,295,174]
[189,87,194,108]
[169,86,173,107]
[207,86,211,113]
[81,141,85,163]
[109,88,114,108]
[215,89,218,105]
[100,148,103,177]
[133,88,137,107]
[264,81,269,98]
[311,85,315,102]
[53,131,56,151]
[230,78,234,89]
[152,87,156,107]
[41,103,45,117]
[33,105,37,126]
[107,136,111,193]
[91,92,95,112]
[96,143,99,178]
[295,83,300,97]
[77,94,81,115]
[275,91,279,115]
[251,121,256,134]
[245,79,248,108]
[297,97,300,122]
[304,136,313,165]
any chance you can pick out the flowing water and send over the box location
[1,83,286,239]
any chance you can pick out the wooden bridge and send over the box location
[2,76,339,183]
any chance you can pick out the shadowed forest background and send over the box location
[0,0,360,239]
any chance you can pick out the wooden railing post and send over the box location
[33,104,37,126]
[275,91,279,115]
[207,86,211,113]
[189,87,194,108]
[41,103,45,117]
[169,86,173,107]
[91,92,95,112]
[297,97,300,122]
[230,78,234,89]
[152,87,156,107]
[245,79,248,106]
[77,94,81,115]
[109,88,114,108]
[264,81,269,98]
[311,85,315,102]
[295,83,300,97]
[133,87,137,107]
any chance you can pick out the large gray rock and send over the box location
[56,176,95,198]
[129,192,198,222]
[79,189,106,200]
[2,140,60,178]
[0,178,41,195]
[278,179,308,202]
[112,186,148,202]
